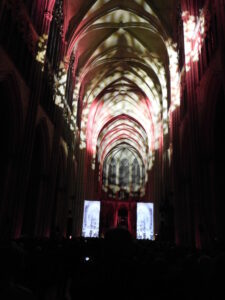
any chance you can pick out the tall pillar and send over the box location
[73,142,86,237]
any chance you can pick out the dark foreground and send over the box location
[1,228,225,300]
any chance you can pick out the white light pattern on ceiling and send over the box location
[63,1,182,195]
[182,10,207,72]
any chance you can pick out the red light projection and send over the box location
[61,1,181,198]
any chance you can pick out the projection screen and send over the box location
[82,200,100,238]
[137,202,154,240]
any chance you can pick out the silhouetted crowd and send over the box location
[1,228,225,300]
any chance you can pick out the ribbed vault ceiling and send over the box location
[64,0,179,196]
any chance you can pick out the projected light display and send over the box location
[182,10,206,72]
[137,203,154,240]
[82,201,100,238]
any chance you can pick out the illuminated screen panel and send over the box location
[137,203,154,240]
[82,201,100,238]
